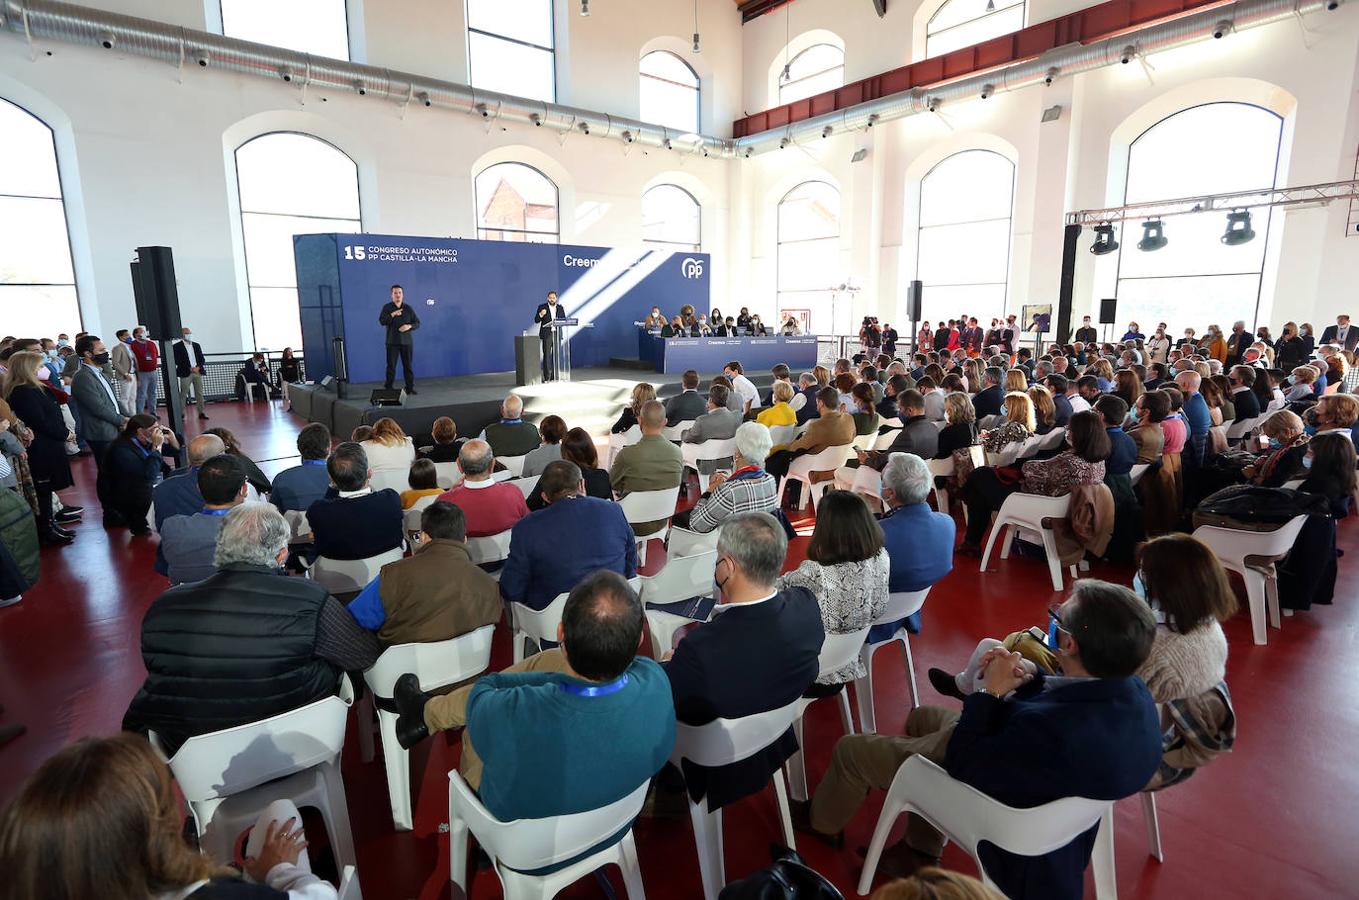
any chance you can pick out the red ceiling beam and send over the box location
[733,0,1229,137]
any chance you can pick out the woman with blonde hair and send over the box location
[937,391,979,458]
[813,364,832,388]
[1004,368,1027,394]
[1026,384,1057,435]
[358,416,415,481]
[872,869,1004,900]
[0,733,340,899]
[1275,321,1307,371]
[982,391,1034,455]
[1286,365,1318,401]
[961,357,983,394]
[4,351,75,544]
[757,380,798,428]
[611,382,656,434]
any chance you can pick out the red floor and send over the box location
[0,400,1355,899]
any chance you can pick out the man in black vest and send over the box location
[379,284,420,394]
[122,503,380,754]
[535,290,568,379]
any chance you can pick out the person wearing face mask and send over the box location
[1121,322,1145,342]
[1074,316,1098,345]
[643,306,666,330]
[100,414,181,535]
[70,335,127,483]
[1146,328,1171,365]
[108,328,137,415]
[129,326,161,418]
[692,313,712,337]
[172,327,209,421]
[1274,321,1307,372]
[1178,326,1197,349]
[1277,433,1356,613]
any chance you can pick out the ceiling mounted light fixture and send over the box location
[1137,219,1168,252]
[1089,223,1119,256]
[692,0,700,53]
[1222,210,1256,246]
[579,0,589,16]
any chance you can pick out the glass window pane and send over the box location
[640,75,699,134]
[248,287,306,353]
[1115,275,1263,336]
[928,4,1024,57]
[643,185,700,249]
[1117,211,1269,279]
[916,150,1013,312]
[220,0,350,59]
[640,50,698,86]
[0,285,81,338]
[468,32,556,103]
[237,134,360,219]
[919,220,1011,286]
[778,237,840,292]
[243,213,359,288]
[0,197,76,285]
[475,163,559,238]
[786,44,843,81]
[467,0,554,49]
[778,44,845,106]
[919,150,1014,226]
[779,182,840,242]
[918,284,1008,329]
[1126,103,1282,202]
[0,100,62,199]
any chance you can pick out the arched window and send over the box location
[0,98,80,337]
[926,0,1025,59]
[1115,103,1283,329]
[235,133,361,351]
[640,51,700,134]
[916,150,1015,325]
[642,185,701,252]
[466,0,556,103]
[219,0,350,59]
[475,162,560,242]
[778,44,844,106]
[777,181,840,333]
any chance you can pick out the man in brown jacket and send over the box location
[345,501,502,646]
[765,386,857,503]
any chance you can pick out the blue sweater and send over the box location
[873,502,955,639]
[1182,392,1212,437]
[1104,427,1137,476]
[466,657,675,847]
[500,496,637,611]
[270,460,332,513]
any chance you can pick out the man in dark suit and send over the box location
[664,512,824,810]
[932,321,951,351]
[1073,316,1098,345]
[303,442,404,563]
[797,581,1162,899]
[1225,321,1251,367]
[665,369,709,426]
[961,317,984,355]
[151,433,227,532]
[1319,314,1358,351]
[971,367,1005,420]
[1000,315,1018,354]
[172,327,209,420]
[379,284,420,394]
[1228,365,1262,421]
[70,334,126,474]
[860,390,936,471]
[535,290,568,379]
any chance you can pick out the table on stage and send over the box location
[639,333,818,374]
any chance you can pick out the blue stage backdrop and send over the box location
[294,233,711,383]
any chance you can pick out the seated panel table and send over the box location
[647,335,818,374]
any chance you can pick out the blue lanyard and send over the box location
[558,673,629,697]
[302,459,327,466]
[199,507,230,516]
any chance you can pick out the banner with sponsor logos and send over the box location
[294,233,711,383]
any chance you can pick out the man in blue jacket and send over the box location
[871,453,954,640]
[796,580,1161,900]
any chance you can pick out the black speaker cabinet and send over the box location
[907,280,924,322]
[1099,298,1118,325]
[369,388,405,407]
[129,246,183,338]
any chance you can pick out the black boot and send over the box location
[927,667,968,701]
[393,673,431,749]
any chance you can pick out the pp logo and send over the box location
[680,257,704,280]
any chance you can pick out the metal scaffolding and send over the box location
[1066,179,1359,227]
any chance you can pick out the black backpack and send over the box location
[718,846,843,900]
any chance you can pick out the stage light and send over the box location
[822,125,833,138]
[981,84,994,100]
[1222,210,1256,246]
[1137,220,1168,252]
[692,32,701,53]
[1089,223,1119,256]
[579,0,589,15]
[1212,19,1232,38]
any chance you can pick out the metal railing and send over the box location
[151,351,307,404]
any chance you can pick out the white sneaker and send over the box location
[0,595,21,609]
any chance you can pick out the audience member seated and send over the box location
[360,417,416,485]
[0,733,343,900]
[662,512,824,810]
[871,454,955,640]
[418,415,465,463]
[400,459,443,509]
[610,400,683,537]
[673,422,778,534]
[682,384,742,472]
[151,433,225,531]
[1277,434,1356,613]
[936,393,979,459]
[156,455,248,585]
[1045,374,1073,426]
[725,361,761,413]
[981,392,1035,457]
[766,387,857,501]
[870,868,1006,900]
[857,390,937,473]
[797,371,823,424]
[303,442,404,562]
[1096,396,1137,478]
[1300,433,1357,520]
[1129,391,1168,464]
[481,394,541,458]
[1025,385,1057,436]
[778,491,888,694]
[795,580,1161,898]
[959,410,1110,555]
[271,423,333,514]
[665,369,708,426]
[501,461,637,613]
[124,503,379,754]
[1228,365,1261,422]
[437,439,529,537]
[850,383,881,436]
[756,381,798,429]
[103,414,176,536]
[712,375,745,413]
[522,414,567,478]
[347,501,501,647]
[612,383,656,435]
[1241,409,1308,486]
[1311,393,1359,442]
[527,426,612,511]
[877,374,911,420]
[972,367,1004,420]
[204,426,272,495]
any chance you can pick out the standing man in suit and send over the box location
[70,335,126,476]
[536,290,568,380]
[172,327,209,421]
[1074,315,1098,346]
[610,400,683,538]
[109,328,137,415]
[1320,314,1358,351]
[1001,314,1018,355]
[662,512,824,811]
[961,317,984,357]
[665,369,708,426]
[379,284,419,395]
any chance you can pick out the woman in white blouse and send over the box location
[360,417,415,488]
[777,490,889,695]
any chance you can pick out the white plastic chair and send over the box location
[1140,791,1164,862]
[985,442,1023,469]
[856,756,1116,899]
[310,547,404,595]
[149,675,358,872]
[786,626,871,801]
[506,477,540,500]
[854,588,931,734]
[338,866,361,900]
[767,424,799,446]
[619,485,682,565]
[852,431,877,451]
[871,429,900,451]
[926,458,954,513]
[980,493,1075,592]
[671,701,802,900]
[498,454,529,477]
[781,444,855,510]
[663,420,697,442]
[449,771,649,900]
[1225,415,1260,443]
[1037,426,1068,452]
[509,591,568,664]
[1129,463,1150,486]
[283,508,311,540]
[682,437,737,473]
[1015,433,1046,460]
[1192,515,1308,645]
[667,524,721,559]
[360,626,495,830]
[466,529,514,567]
[638,550,718,658]
[433,461,460,490]
[607,426,642,468]
[368,468,409,495]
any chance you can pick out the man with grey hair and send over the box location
[481,394,541,458]
[675,421,779,534]
[123,502,380,755]
[151,432,227,531]
[610,399,683,537]
[661,511,824,810]
[972,366,1005,419]
[437,438,528,538]
[303,442,404,565]
[871,453,955,641]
